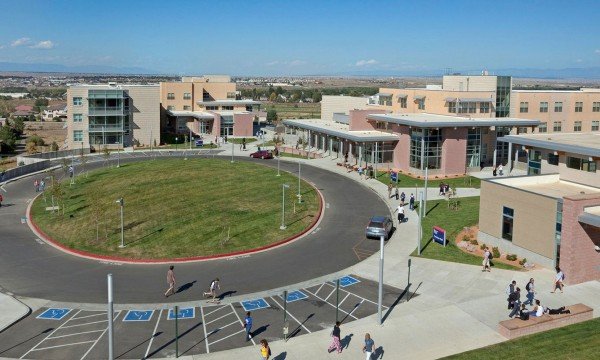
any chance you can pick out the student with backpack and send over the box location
[524,278,535,305]
[505,280,516,309]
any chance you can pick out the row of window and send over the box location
[537,120,600,133]
[448,102,490,114]
[166,93,192,100]
[520,101,600,113]
[392,97,425,109]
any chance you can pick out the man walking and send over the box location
[508,287,521,318]
[482,247,491,272]
[204,278,220,303]
[409,193,415,211]
[387,183,392,199]
[394,203,405,224]
[524,278,535,305]
[506,280,516,309]
[242,311,253,341]
[400,192,405,205]
[164,265,176,297]
[394,186,399,201]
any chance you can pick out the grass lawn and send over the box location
[374,170,481,189]
[31,159,319,259]
[266,102,320,119]
[228,138,257,144]
[411,196,519,270]
[442,317,600,360]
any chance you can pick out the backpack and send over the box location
[268,346,271,356]
[505,284,511,296]
[488,252,493,260]
[520,311,530,321]
[526,282,531,292]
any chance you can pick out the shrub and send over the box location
[470,239,479,245]
[27,135,45,146]
[519,258,527,266]
[506,254,518,261]
[480,243,487,250]
[50,141,59,151]
[461,234,471,243]
[492,247,501,259]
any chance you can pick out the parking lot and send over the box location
[0,275,413,359]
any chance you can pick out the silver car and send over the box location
[365,216,393,240]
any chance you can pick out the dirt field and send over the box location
[23,121,67,150]
[265,102,320,119]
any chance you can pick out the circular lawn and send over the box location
[30,158,321,260]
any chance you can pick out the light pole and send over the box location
[297,162,302,203]
[280,184,290,230]
[277,154,281,176]
[175,137,178,151]
[107,274,114,360]
[424,167,428,217]
[377,234,384,325]
[116,198,124,248]
[418,191,424,255]
[116,142,120,168]
[231,142,234,163]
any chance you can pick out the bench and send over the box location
[498,303,593,339]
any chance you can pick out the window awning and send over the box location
[444,97,494,103]
[396,94,408,99]
[414,95,426,100]
[377,93,392,97]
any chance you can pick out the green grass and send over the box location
[228,138,257,144]
[266,102,320,119]
[31,159,319,259]
[411,196,519,270]
[442,318,600,360]
[374,170,480,189]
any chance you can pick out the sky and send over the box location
[0,0,600,75]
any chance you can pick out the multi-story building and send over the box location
[478,132,599,284]
[511,88,600,134]
[66,83,160,150]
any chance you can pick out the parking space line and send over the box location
[324,282,389,310]
[303,289,358,320]
[324,287,337,302]
[199,306,210,354]
[20,309,82,359]
[208,329,246,346]
[144,309,163,359]
[71,313,105,321]
[229,303,256,346]
[61,319,107,329]
[338,293,351,307]
[47,329,104,340]
[204,305,229,317]
[269,296,312,334]
[347,299,365,318]
[314,283,325,295]
[80,310,121,360]
[209,320,239,332]
[32,340,96,352]
[205,311,236,326]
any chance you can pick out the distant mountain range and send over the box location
[0,62,158,75]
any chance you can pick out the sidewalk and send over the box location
[0,293,30,333]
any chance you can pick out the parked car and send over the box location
[365,216,393,240]
[194,138,204,147]
[250,150,273,159]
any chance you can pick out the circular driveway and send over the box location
[0,154,390,303]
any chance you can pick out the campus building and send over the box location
[66,83,160,150]
[478,133,600,284]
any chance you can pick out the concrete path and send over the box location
[0,293,29,333]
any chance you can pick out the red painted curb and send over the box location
[27,183,324,264]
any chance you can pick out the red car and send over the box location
[249,150,273,159]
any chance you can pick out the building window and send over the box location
[592,121,599,131]
[183,105,191,111]
[73,114,83,122]
[220,115,234,136]
[517,127,528,134]
[593,102,600,112]
[409,128,441,170]
[206,106,218,111]
[417,99,425,110]
[538,122,547,133]
[183,93,191,100]
[226,92,237,99]
[222,106,234,110]
[519,102,529,113]
[539,102,548,113]
[574,121,582,132]
[399,97,407,108]
[73,97,82,106]
[375,121,386,130]
[448,101,456,113]
[73,130,83,142]
[528,150,542,175]
[468,102,476,113]
[547,153,559,166]
[466,128,482,168]
[555,202,562,267]
[553,121,562,132]
[378,95,392,106]
[502,206,514,241]
[458,102,469,113]
[480,102,490,113]
[167,93,175,100]
[554,102,563,112]
[567,156,597,172]
[167,105,175,111]
[575,102,583,112]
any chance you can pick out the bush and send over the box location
[461,234,471,243]
[519,258,527,266]
[480,243,487,250]
[470,239,479,245]
[506,254,518,261]
[50,141,59,151]
[27,135,45,146]
[492,247,501,259]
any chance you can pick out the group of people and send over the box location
[505,267,569,320]
[328,322,378,359]
[164,266,221,303]
[438,183,450,196]
[393,192,416,224]
[33,179,46,192]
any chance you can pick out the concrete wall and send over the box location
[160,82,194,111]
[560,194,600,284]
[479,179,558,260]
[442,127,468,175]
[442,75,499,92]
[393,124,410,170]
[129,86,161,147]
[321,95,369,121]
[66,87,88,149]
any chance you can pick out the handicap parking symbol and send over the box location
[37,308,71,320]
[124,310,154,322]
[241,298,270,311]
[168,307,195,320]
[338,275,360,288]
[285,290,308,303]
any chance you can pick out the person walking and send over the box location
[482,247,491,272]
[387,183,393,199]
[242,311,253,341]
[551,267,565,293]
[506,280,516,309]
[328,321,342,354]
[362,333,375,360]
[358,167,364,179]
[0,193,3,207]
[498,164,504,176]
[524,278,536,305]
[508,287,521,318]
[204,278,221,302]
[40,179,45,191]
[400,192,405,205]
[394,185,399,201]
[164,265,176,297]
[34,179,39,192]
[409,193,415,211]
[260,339,271,360]
[394,203,405,224]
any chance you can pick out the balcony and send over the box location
[88,107,129,116]
[88,125,125,133]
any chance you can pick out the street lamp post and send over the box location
[280,184,290,230]
[418,191,424,255]
[116,198,124,248]
[297,162,302,203]
[377,234,384,325]
[175,137,178,151]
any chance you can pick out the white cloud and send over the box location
[30,40,55,49]
[355,59,378,67]
[575,58,583,63]
[11,37,31,47]
[595,49,600,54]
[266,61,279,66]
[288,60,306,66]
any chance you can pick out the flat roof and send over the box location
[167,110,215,119]
[488,174,599,199]
[580,206,600,227]
[499,133,600,158]
[69,84,159,88]
[511,89,600,93]
[282,119,399,142]
[367,113,540,128]
[197,99,260,106]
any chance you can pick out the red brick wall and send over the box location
[348,109,387,131]
[393,124,410,171]
[233,113,254,137]
[441,127,468,176]
[560,194,600,284]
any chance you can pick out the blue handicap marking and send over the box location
[37,308,71,320]
[241,298,270,311]
[338,275,360,288]
[124,310,154,322]
[168,307,195,320]
[285,290,308,303]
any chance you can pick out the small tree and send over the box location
[102,146,111,167]
[89,190,105,241]
[50,141,59,151]
[266,109,278,123]
[25,142,38,154]
[79,151,88,178]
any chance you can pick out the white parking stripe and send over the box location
[144,309,163,359]
[324,287,337,302]
[60,319,107,329]
[47,329,104,340]
[303,289,358,320]
[347,299,365,318]
[314,283,325,296]
[20,309,82,359]
[204,305,229,317]
[70,313,105,321]
[338,293,351,307]
[200,306,210,354]
[229,303,256,346]
[324,282,389,309]
[32,340,96,352]
[205,311,236,325]
[80,310,120,360]
[269,297,312,334]
[207,329,246,346]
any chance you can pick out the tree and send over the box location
[50,141,59,151]
[34,98,49,107]
[269,92,277,102]
[275,86,284,96]
[0,123,17,151]
[312,91,322,103]
[267,109,278,123]
[102,146,111,167]
[79,151,88,178]
[25,142,38,154]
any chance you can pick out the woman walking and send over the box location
[482,247,491,272]
[327,321,342,354]
[362,333,375,360]
[551,267,565,293]
[260,339,271,360]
